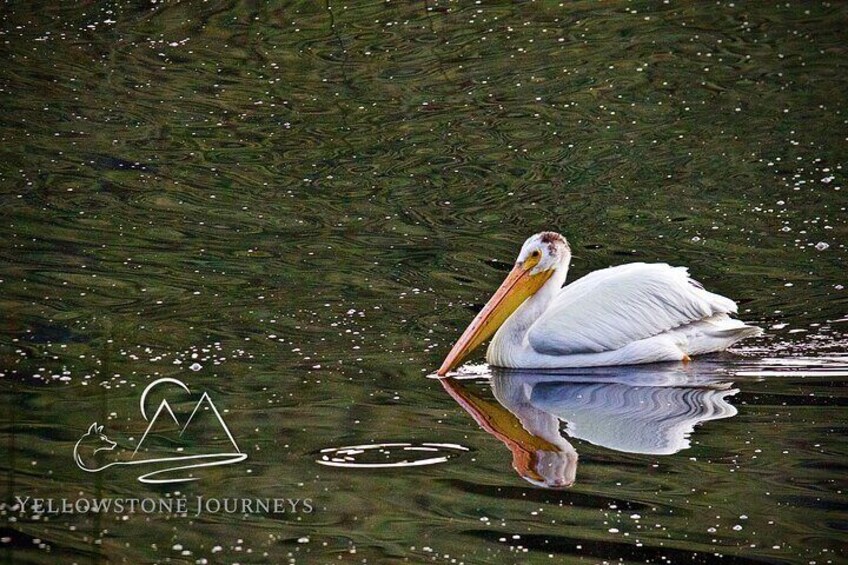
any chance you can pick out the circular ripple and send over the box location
[316,442,469,469]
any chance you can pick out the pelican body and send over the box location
[437,232,761,375]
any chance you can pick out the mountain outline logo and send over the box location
[74,378,247,484]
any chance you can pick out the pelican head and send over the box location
[437,231,570,375]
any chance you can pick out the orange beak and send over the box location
[437,259,552,376]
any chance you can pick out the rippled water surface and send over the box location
[1,1,846,563]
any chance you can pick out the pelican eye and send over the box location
[524,249,542,269]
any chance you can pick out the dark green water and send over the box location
[1,1,846,563]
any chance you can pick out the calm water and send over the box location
[1,1,846,563]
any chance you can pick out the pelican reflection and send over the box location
[441,362,738,488]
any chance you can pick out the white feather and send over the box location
[527,263,737,355]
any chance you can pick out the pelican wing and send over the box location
[527,263,738,355]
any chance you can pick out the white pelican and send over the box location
[437,231,761,375]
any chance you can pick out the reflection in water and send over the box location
[441,377,578,489]
[442,363,738,489]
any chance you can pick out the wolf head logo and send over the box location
[73,423,117,470]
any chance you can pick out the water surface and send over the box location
[1,1,846,563]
